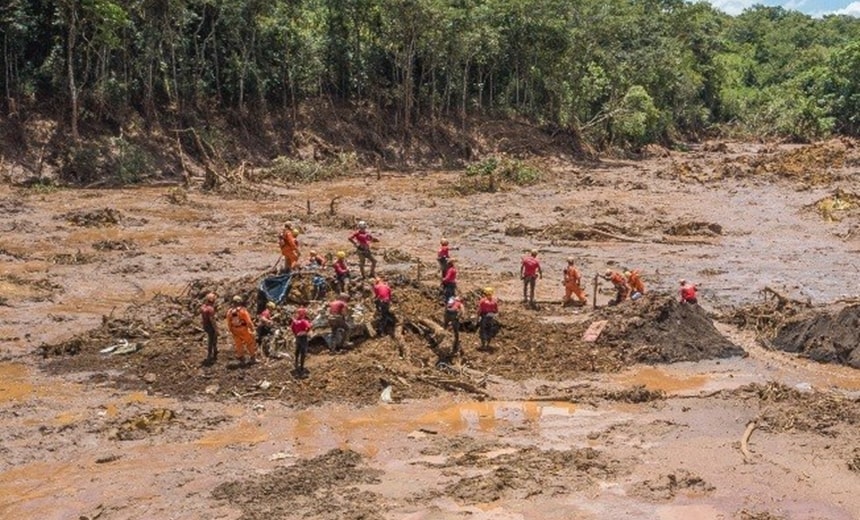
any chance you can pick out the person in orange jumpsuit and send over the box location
[603,269,629,306]
[563,258,587,306]
[625,270,646,298]
[279,223,299,270]
[226,295,257,365]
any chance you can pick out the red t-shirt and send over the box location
[680,285,697,301]
[334,259,349,276]
[521,256,541,278]
[437,245,450,259]
[478,297,498,315]
[442,265,457,284]
[329,300,347,315]
[350,230,374,248]
[446,299,463,313]
[373,283,392,302]
[200,303,216,328]
[291,318,312,336]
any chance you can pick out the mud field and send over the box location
[2,140,860,519]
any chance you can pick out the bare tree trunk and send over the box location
[66,0,80,142]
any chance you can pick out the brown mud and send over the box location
[2,140,860,519]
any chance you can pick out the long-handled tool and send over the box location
[592,273,599,309]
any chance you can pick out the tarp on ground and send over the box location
[259,273,293,304]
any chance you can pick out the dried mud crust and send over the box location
[414,436,630,505]
[212,449,385,520]
[628,469,715,501]
[39,275,742,405]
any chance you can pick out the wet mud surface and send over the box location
[2,140,860,519]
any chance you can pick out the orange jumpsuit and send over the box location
[626,270,646,295]
[226,305,256,357]
[279,229,299,268]
[564,265,587,305]
[606,271,629,304]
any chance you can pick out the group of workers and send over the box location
[201,220,700,375]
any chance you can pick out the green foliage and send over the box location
[258,152,359,183]
[613,86,663,147]
[111,138,153,184]
[457,155,543,194]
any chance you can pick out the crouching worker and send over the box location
[328,293,350,352]
[603,269,629,306]
[256,301,276,356]
[333,251,351,294]
[679,279,698,304]
[478,287,500,351]
[226,295,257,366]
[291,307,312,377]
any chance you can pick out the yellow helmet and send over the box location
[266,301,276,310]
[336,251,346,259]
[441,238,449,245]
[483,287,494,295]
[292,228,300,236]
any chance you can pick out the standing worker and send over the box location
[349,221,379,279]
[520,249,542,306]
[477,287,500,351]
[279,222,299,271]
[256,301,277,356]
[441,258,458,302]
[563,258,587,307]
[290,307,312,377]
[333,251,351,294]
[200,292,218,365]
[226,295,257,366]
[372,277,395,335]
[603,269,629,306]
[444,296,464,355]
[679,279,699,304]
[328,293,350,352]
[437,239,452,277]
[625,270,646,299]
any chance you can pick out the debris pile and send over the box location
[772,303,860,368]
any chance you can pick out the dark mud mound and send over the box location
[212,449,384,520]
[772,304,860,368]
[598,294,743,363]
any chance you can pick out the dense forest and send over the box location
[2,0,860,182]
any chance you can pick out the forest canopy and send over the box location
[2,0,859,159]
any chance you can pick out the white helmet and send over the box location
[358,220,368,229]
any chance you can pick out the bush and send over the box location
[258,152,359,183]
[456,155,544,194]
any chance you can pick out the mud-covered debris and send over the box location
[629,469,714,501]
[61,208,122,227]
[93,239,136,251]
[771,303,860,368]
[737,509,786,520]
[48,250,95,265]
[212,449,384,520]
[848,448,860,472]
[664,221,722,236]
[111,408,176,440]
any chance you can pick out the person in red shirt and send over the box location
[477,287,500,351]
[520,249,542,306]
[226,295,257,365]
[291,307,313,377]
[441,258,458,302]
[200,292,218,365]
[437,238,452,277]
[679,279,698,304]
[563,258,587,307]
[444,296,464,355]
[603,269,629,306]
[328,293,350,352]
[307,250,327,268]
[256,301,277,356]
[348,221,379,279]
[373,277,395,335]
[332,251,351,294]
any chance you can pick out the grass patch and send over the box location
[454,155,544,194]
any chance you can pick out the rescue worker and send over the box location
[520,249,542,306]
[256,301,276,356]
[478,287,499,351]
[625,270,646,299]
[349,221,379,279]
[307,249,327,268]
[603,269,629,306]
[437,239,451,277]
[441,257,458,302]
[279,223,299,271]
[290,307,312,377]
[328,293,350,352]
[563,258,587,307]
[444,296,464,355]
[226,295,257,365]
[372,277,395,335]
[679,279,698,304]
[200,292,218,365]
[333,251,351,294]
